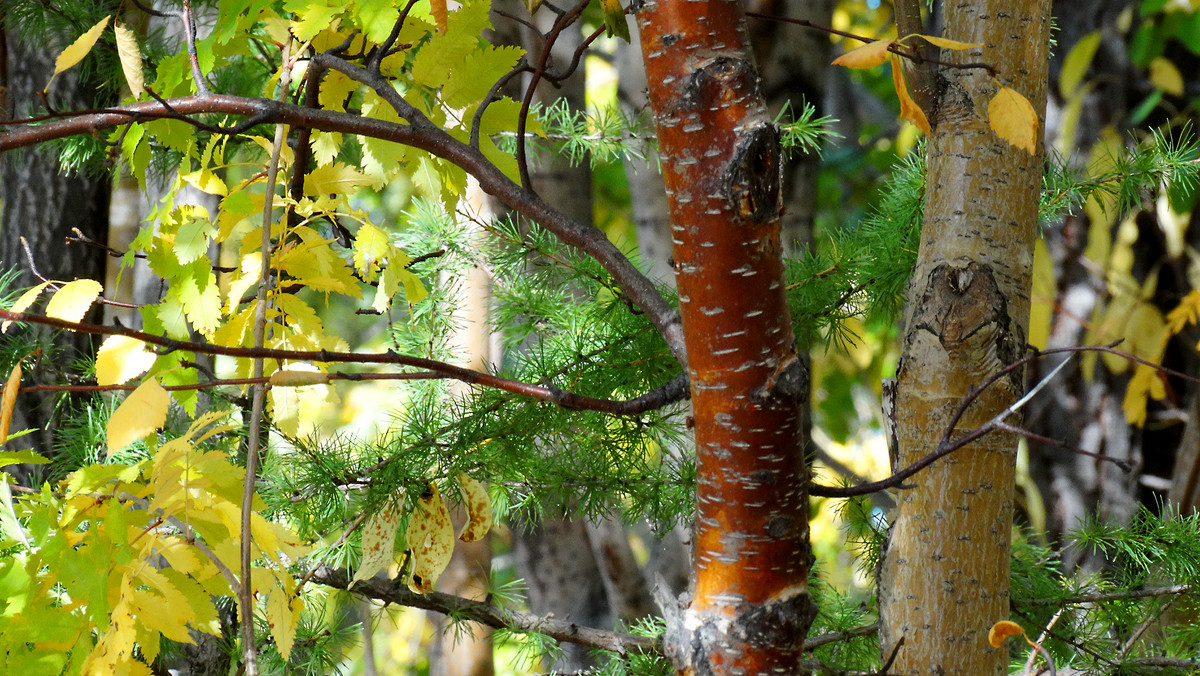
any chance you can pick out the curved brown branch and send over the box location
[311,565,661,656]
[0,87,686,365]
[0,308,686,415]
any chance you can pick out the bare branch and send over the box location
[311,566,661,656]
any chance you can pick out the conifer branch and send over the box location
[0,308,687,414]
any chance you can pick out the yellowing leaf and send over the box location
[1060,30,1100,96]
[114,22,145,99]
[45,279,103,324]
[1167,290,1200,334]
[3,282,49,332]
[600,0,629,41]
[269,369,330,387]
[302,162,378,196]
[406,483,454,594]
[431,0,447,33]
[457,473,492,542]
[96,335,158,386]
[988,86,1039,154]
[988,620,1025,648]
[0,364,21,445]
[355,489,405,583]
[891,55,930,135]
[1123,363,1166,426]
[266,582,303,661]
[107,378,169,455]
[46,15,111,92]
[832,39,893,69]
[1148,57,1184,96]
[913,35,983,51]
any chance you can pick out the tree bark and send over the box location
[1,14,111,457]
[634,1,816,673]
[878,2,1051,674]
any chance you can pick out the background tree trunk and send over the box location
[1,13,111,458]
[878,1,1051,674]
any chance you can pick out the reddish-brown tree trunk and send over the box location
[635,1,816,673]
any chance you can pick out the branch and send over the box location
[0,308,687,415]
[311,566,661,656]
[0,90,686,365]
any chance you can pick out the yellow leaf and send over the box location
[1123,364,1166,426]
[303,162,378,196]
[266,581,303,661]
[355,489,405,583]
[114,22,145,99]
[1060,30,1100,96]
[45,279,103,324]
[3,282,49,332]
[46,15,112,92]
[832,39,893,69]
[1167,290,1200,334]
[1149,57,1184,96]
[431,0,447,33]
[406,483,454,594]
[108,378,169,455]
[988,620,1025,648]
[912,34,983,51]
[0,364,20,445]
[96,335,157,386]
[891,55,930,134]
[457,473,492,542]
[269,369,330,387]
[988,86,1039,154]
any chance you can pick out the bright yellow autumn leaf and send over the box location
[107,378,170,455]
[266,582,303,661]
[45,279,103,324]
[0,364,21,445]
[832,39,893,69]
[2,282,49,332]
[96,334,158,386]
[114,22,145,99]
[913,34,983,51]
[406,483,454,594]
[269,369,331,387]
[988,86,1039,154]
[988,620,1025,648]
[302,162,378,196]
[354,489,405,583]
[457,473,492,542]
[46,15,111,92]
[1123,363,1166,426]
[891,55,930,134]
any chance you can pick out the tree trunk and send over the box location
[1,15,111,457]
[878,2,1051,674]
[634,1,816,673]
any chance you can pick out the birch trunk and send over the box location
[635,1,816,672]
[878,2,1051,674]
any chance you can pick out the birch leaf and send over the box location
[45,279,103,324]
[3,282,49,332]
[457,473,492,542]
[431,0,448,33]
[406,484,454,593]
[96,335,157,386]
[988,620,1025,648]
[0,364,20,445]
[108,378,169,454]
[914,35,982,50]
[354,489,405,583]
[988,86,1039,154]
[114,22,145,98]
[1148,57,1184,96]
[832,39,893,69]
[266,582,303,661]
[46,16,112,92]
[891,55,930,134]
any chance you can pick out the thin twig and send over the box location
[181,0,210,95]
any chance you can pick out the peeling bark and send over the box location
[635,1,816,673]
